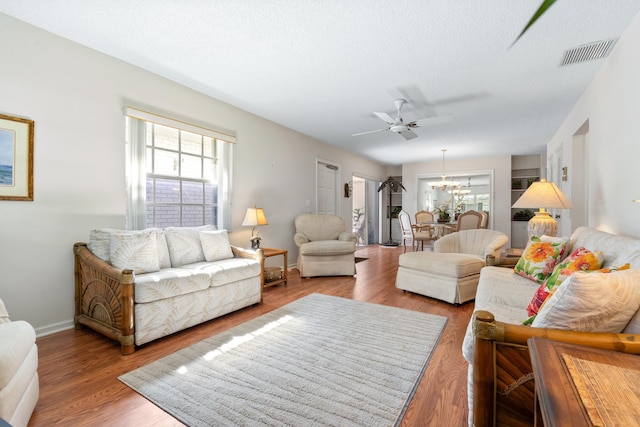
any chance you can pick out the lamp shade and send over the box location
[511,179,572,210]
[241,206,268,227]
[511,179,571,238]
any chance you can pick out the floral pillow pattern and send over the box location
[514,235,568,285]
[523,247,604,324]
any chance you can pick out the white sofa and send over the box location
[464,226,640,426]
[0,299,39,427]
[294,214,357,277]
[74,225,263,354]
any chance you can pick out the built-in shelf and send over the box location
[511,156,541,248]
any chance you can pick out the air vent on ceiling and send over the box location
[560,38,618,66]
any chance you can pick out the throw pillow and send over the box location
[200,230,234,261]
[109,230,160,274]
[532,267,640,332]
[514,235,568,284]
[523,247,604,324]
[165,225,216,267]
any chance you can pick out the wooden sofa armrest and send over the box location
[472,310,640,427]
[73,242,135,355]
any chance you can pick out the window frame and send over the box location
[125,107,235,230]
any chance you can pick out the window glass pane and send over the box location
[145,123,153,146]
[154,124,179,150]
[203,157,215,182]
[182,181,203,204]
[181,154,202,179]
[203,137,214,158]
[155,205,180,228]
[155,179,180,203]
[205,205,214,224]
[204,182,214,204]
[154,149,179,176]
[146,147,153,174]
[182,205,203,226]
[476,194,490,212]
[146,205,154,226]
[146,178,154,202]
[181,131,202,155]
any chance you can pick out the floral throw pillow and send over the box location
[514,235,568,285]
[522,247,604,324]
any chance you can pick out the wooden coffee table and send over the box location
[529,337,640,426]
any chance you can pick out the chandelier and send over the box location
[428,149,459,190]
[449,177,472,195]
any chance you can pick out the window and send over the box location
[125,108,234,230]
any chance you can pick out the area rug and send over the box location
[119,293,447,427]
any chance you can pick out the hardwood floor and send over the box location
[30,245,474,426]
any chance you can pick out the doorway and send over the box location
[352,176,380,246]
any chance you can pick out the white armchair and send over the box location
[0,299,39,427]
[294,214,357,277]
[434,229,508,259]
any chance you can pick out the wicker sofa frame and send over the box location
[73,242,264,355]
[471,310,640,427]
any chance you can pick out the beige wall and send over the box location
[547,12,640,238]
[0,14,386,332]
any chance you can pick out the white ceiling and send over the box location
[2,1,639,166]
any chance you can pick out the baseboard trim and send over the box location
[35,319,74,338]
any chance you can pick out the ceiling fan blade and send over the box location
[373,112,396,125]
[352,128,389,137]
[412,114,453,127]
[398,129,418,140]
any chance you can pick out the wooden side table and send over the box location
[261,247,288,288]
[529,337,640,427]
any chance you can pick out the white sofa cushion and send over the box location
[532,268,640,332]
[110,230,160,274]
[183,258,262,287]
[462,266,539,362]
[165,225,215,267]
[200,230,233,261]
[89,227,171,269]
[399,252,484,278]
[298,240,356,256]
[134,268,212,304]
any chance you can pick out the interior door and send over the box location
[316,160,338,215]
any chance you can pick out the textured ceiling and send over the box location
[1,1,639,165]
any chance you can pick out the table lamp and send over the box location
[511,178,572,238]
[242,205,268,248]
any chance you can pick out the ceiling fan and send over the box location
[352,99,453,141]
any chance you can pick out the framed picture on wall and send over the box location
[0,113,34,201]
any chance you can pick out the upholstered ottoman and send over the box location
[395,252,485,305]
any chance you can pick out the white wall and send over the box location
[547,12,640,238]
[0,14,385,333]
[402,155,513,240]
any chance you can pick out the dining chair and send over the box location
[454,210,484,231]
[398,210,434,252]
[415,210,434,224]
